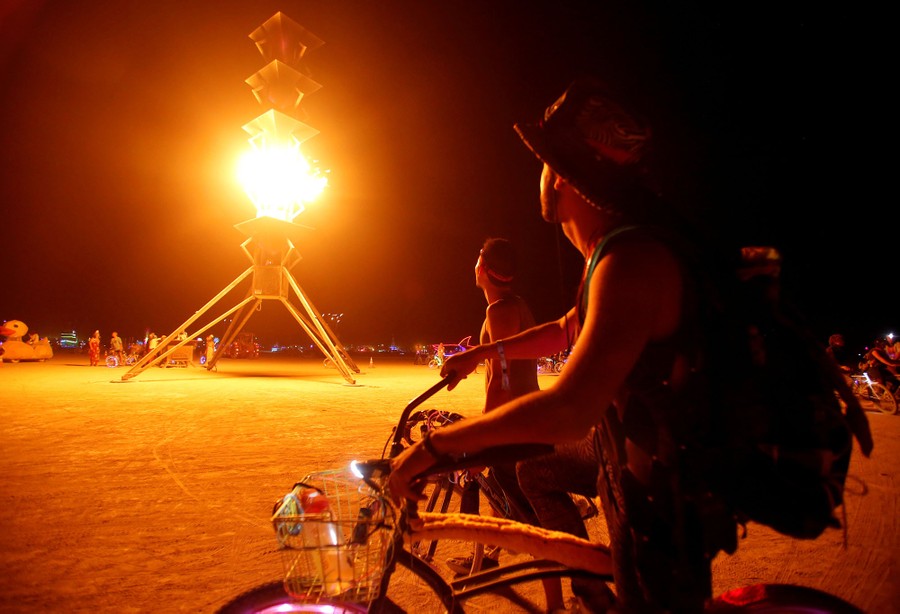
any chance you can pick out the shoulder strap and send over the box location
[580,225,642,319]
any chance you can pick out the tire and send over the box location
[215,580,369,613]
[709,583,863,613]
[105,355,118,368]
[381,546,461,614]
[554,360,564,374]
[427,359,439,369]
[872,383,898,415]
[859,382,897,415]
[214,551,455,614]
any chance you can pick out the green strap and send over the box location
[581,225,642,317]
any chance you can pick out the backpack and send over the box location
[583,226,874,543]
[705,245,873,540]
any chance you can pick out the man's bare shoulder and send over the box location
[485,295,532,339]
[600,232,681,278]
[486,295,528,316]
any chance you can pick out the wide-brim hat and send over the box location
[514,77,658,213]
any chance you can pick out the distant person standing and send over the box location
[826,334,853,374]
[205,334,216,365]
[109,331,124,364]
[446,237,543,576]
[88,330,101,366]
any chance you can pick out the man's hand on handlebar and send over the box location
[440,350,480,390]
[387,439,436,505]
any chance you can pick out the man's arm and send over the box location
[392,237,682,501]
[441,308,577,389]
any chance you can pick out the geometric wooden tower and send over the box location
[122,12,359,384]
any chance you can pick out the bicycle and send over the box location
[848,371,897,415]
[105,350,138,368]
[218,375,865,614]
[399,407,600,577]
[536,356,565,375]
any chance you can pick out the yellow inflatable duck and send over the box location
[0,320,54,363]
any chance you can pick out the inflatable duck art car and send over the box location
[0,320,53,362]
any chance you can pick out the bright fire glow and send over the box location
[237,142,327,222]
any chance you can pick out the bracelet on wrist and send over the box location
[496,341,510,391]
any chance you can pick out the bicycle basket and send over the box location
[271,467,392,606]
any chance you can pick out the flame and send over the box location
[237,142,327,222]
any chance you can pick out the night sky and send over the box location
[0,1,892,357]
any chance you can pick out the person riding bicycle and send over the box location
[826,333,854,375]
[863,337,900,391]
[388,77,737,612]
[445,237,543,577]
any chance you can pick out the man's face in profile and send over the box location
[540,164,560,223]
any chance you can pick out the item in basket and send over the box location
[351,506,373,545]
[301,488,354,595]
[272,490,304,547]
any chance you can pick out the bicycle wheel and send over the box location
[380,546,462,614]
[709,583,863,613]
[875,384,898,414]
[216,580,371,613]
[105,355,118,368]
[859,382,897,415]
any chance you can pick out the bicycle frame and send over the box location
[353,462,611,613]
[849,371,898,415]
[218,374,865,614]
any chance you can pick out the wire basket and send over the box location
[271,467,393,606]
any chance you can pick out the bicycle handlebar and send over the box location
[388,371,459,457]
[356,443,554,491]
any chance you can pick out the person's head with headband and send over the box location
[476,237,516,289]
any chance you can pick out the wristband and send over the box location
[497,342,510,391]
[421,429,442,459]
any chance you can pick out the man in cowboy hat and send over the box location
[388,77,732,612]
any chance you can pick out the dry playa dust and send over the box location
[0,353,896,612]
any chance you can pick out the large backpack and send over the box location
[583,226,874,542]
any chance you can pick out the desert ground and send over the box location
[0,351,896,613]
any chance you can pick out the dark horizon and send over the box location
[1,1,892,355]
